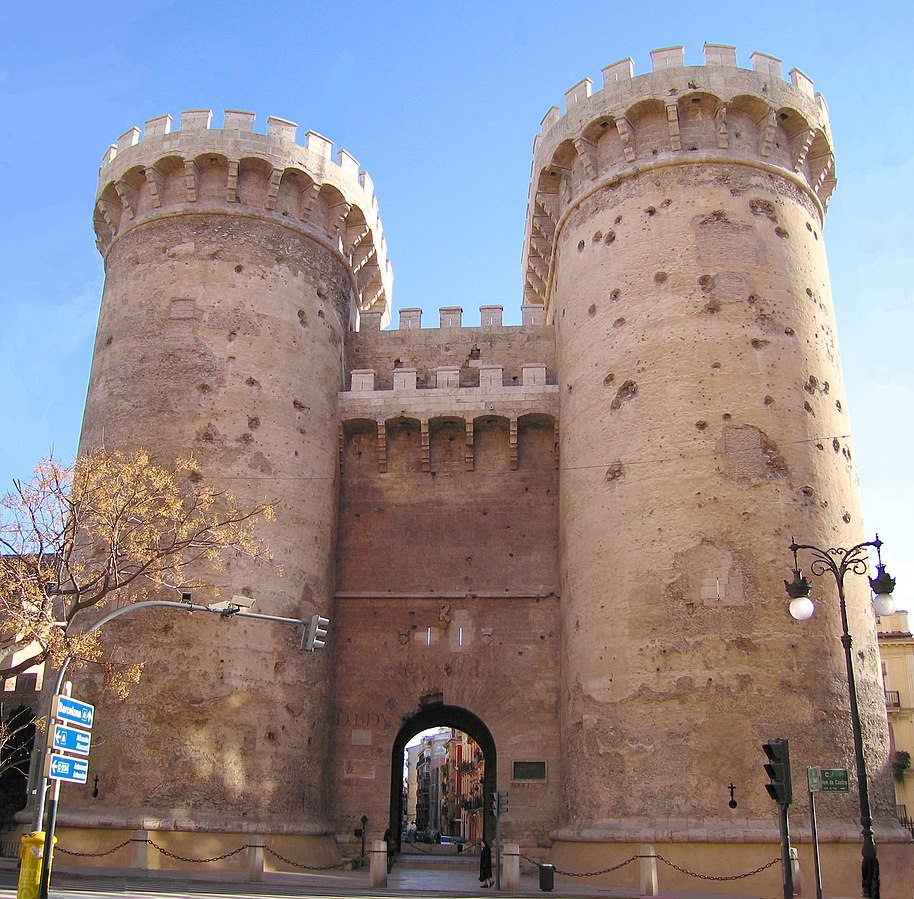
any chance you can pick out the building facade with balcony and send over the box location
[877,610,914,828]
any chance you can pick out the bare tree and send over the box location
[0,449,273,693]
[0,705,35,825]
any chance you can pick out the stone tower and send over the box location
[522,43,897,877]
[76,110,390,847]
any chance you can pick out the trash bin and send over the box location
[539,863,555,892]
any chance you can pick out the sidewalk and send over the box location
[0,853,764,898]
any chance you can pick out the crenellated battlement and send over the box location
[357,303,546,332]
[538,44,827,133]
[522,43,837,311]
[94,109,392,323]
[344,360,553,393]
[346,302,556,397]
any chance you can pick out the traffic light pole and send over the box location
[763,739,793,899]
[490,791,508,890]
[777,802,793,899]
[494,802,501,891]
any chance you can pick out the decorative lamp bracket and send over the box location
[785,569,812,599]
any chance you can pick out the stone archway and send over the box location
[389,704,497,847]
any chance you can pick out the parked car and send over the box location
[440,835,465,851]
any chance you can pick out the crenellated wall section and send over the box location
[337,303,559,595]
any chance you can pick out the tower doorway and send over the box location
[390,705,496,848]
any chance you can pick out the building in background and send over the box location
[877,611,914,829]
[404,729,483,843]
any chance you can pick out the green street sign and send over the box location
[820,768,849,792]
[807,766,849,793]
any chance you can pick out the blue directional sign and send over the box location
[52,695,94,729]
[52,723,92,757]
[47,753,89,784]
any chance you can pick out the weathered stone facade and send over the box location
[56,44,911,894]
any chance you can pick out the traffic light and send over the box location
[305,614,330,651]
[491,791,508,815]
[763,738,792,806]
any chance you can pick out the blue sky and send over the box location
[2,0,912,606]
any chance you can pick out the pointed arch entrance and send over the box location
[390,704,496,846]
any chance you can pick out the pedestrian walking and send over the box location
[383,828,395,873]
[479,838,493,887]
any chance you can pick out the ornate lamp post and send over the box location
[784,535,897,899]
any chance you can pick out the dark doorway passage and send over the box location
[390,704,496,851]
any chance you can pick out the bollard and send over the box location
[247,835,265,882]
[17,832,55,899]
[539,863,555,892]
[370,839,388,888]
[131,829,149,870]
[503,843,520,892]
[639,843,659,896]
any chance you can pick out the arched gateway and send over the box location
[390,706,497,844]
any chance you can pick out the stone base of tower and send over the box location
[50,824,343,879]
[548,827,913,897]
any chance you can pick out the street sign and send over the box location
[46,753,89,784]
[808,766,850,793]
[52,695,94,730]
[820,768,850,792]
[52,723,92,757]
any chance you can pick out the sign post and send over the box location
[38,688,95,899]
[807,767,849,899]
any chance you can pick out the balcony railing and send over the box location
[886,690,901,707]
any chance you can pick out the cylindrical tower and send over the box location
[70,109,390,852]
[523,45,898,878]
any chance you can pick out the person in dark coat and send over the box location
[383,828,395,873]
[479,839,493,887]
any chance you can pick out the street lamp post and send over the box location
[784,535,897,899]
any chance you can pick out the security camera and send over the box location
[208,595,255,614]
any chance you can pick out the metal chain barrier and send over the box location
[56,837,135,857]
[57,839,779,882]
[401,840,455,855]
[655,853,780,881]
[263,844,359,870]
[520,850,780,882]
[146,838,247,863]
[520,851,640,876]
[56,836,367,870]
